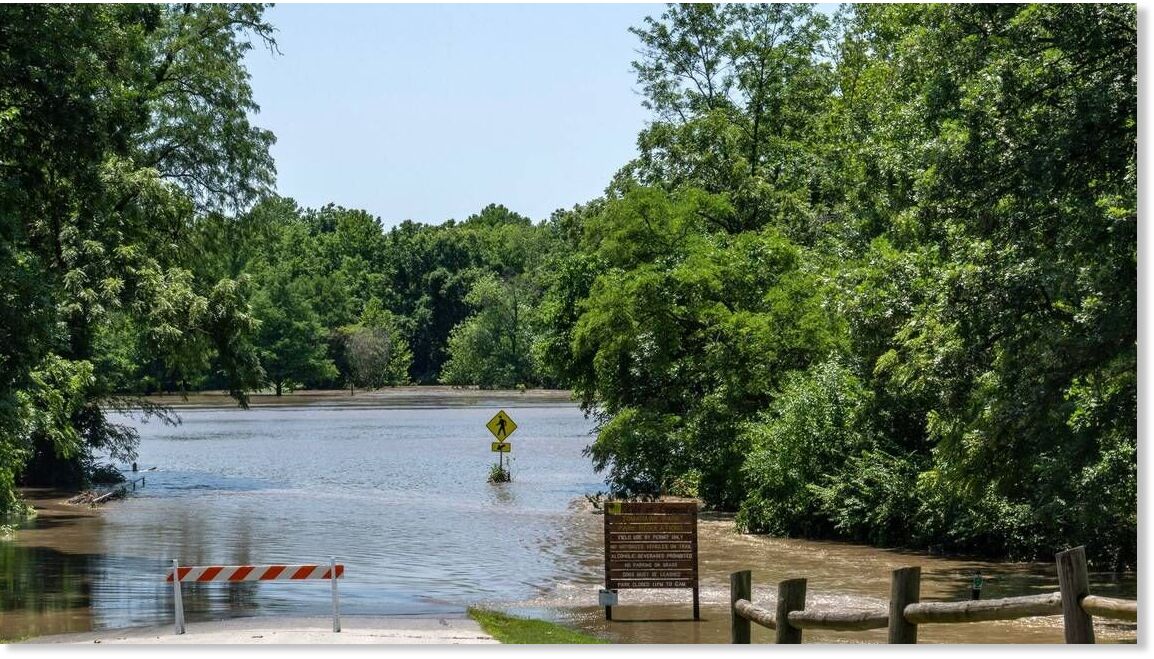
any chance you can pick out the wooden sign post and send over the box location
[603,501,700,620]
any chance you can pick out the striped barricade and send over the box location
[166,559,345,634]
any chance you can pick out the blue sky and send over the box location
[243,3,661,227]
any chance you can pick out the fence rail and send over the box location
[904,592,1061,624]
[790,608,887,631]
[89,475,146,504]
[730,546,1136,644]
[1081,595,1138,622]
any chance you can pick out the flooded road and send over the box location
[1,394,1137,643]
[3,396,601,640]
[505,508,1138,644]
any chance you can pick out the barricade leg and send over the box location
[172,559,185,635]
[331,556,341,632]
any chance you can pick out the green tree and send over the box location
[251,269,337,396]
[540,3,1135,567]
[563,186,841,506]
[381,204,559,384]
[0,3,276,503]
[441,273,535,389]
[339,298,412,392]
[619,2,835,237]
[382,221,486,382]
[307,204,389,318]
[844,3,1136,564]
[737,359,879,538]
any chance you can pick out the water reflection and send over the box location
[0,543,95,639]
[487,482,517,507]
[3,402,603,638]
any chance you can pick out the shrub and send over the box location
[737,359,874,536]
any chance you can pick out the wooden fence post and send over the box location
[1056,546,1095,643]
[731,570,752,644]
[888,566,920,643]
[774,578,807,644]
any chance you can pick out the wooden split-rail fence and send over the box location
[82,475,147,505]
[730,546,1136,644]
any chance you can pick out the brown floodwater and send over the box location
[0,394,1138,644]
[501,507,1138,644]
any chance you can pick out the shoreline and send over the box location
[127,386,579,409]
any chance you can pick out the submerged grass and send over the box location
[487,463,512,483]
[467,607,607,644]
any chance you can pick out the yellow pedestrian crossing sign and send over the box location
[487,410,517,441]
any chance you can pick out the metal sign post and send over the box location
[486,410,517,479]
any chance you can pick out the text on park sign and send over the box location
[602,501,700,620]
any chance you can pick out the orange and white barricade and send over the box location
[166,558,345,634]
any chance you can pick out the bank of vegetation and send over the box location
[0,4,1135,568]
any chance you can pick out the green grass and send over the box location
[0,634,31,644]
[467,607,608,644]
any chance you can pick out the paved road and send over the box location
[19,616,497,645]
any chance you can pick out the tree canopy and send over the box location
[1,3,273,497]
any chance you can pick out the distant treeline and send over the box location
[0,4,1135,569]
[124,199,568,395]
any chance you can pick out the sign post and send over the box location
[486,410,517,479]
[603,501,700,620]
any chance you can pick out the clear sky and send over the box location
[243,3,662,227]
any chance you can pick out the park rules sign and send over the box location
[602,501,699,620]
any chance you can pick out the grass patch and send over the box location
[0,634,31,644]
[467,607,608,644]
[487,463,512,483]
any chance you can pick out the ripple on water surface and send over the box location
[3,403,603,636]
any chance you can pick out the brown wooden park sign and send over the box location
[602,501,700,620]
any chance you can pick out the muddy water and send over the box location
[506,509,1138,644]
[1,395,1137,643]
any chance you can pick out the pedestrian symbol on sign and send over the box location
[486,410,517,441]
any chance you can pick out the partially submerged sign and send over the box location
[602,501,699,620]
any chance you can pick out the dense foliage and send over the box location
[0,4,1135,568]
[552,3,1134,567]
[1,4,272,498]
